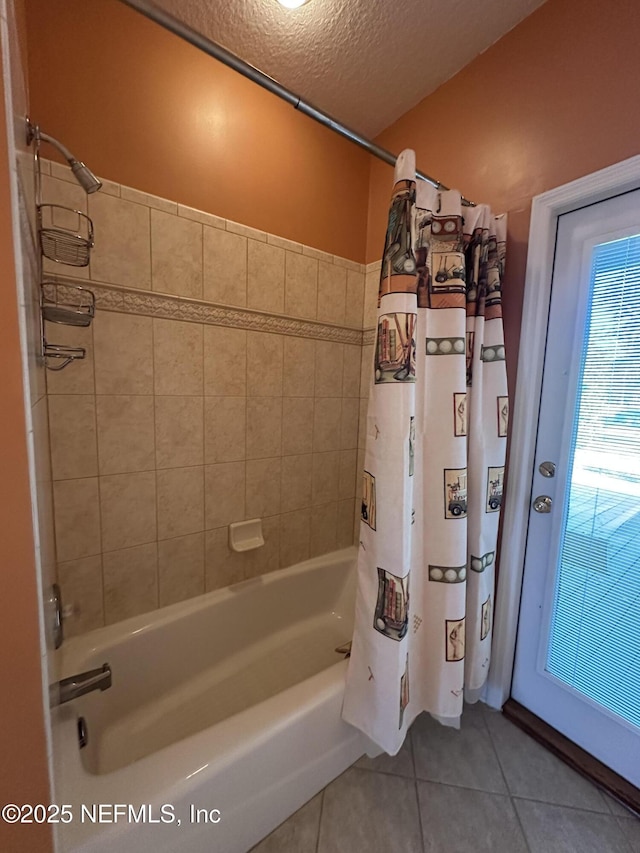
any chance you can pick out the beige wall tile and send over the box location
[32,398,56,575]
[94,312,153,395]
[345,270,365,329]
[57,555,104,637]
[157,466,204,539]
[178,204,225,230]
[334,256,364,274]
[227,220,266,242]
[205,526,244,590]
[358,398,368,448]
[341,398,360,450]
[310,502,338,558]
[337,499,356,548]
[364,269,379,328]
[302,245,332,264]
[246,398,282,459]
[45,322,95,395]
[280,508,311,568]
[343,345,361,398]
[100,471,156,551]
[313,397,342,452]
[95,177,120,198]
[282,397,314,455]
[96,395,155,475]
[317,261,346,325]
[103,542,158,624]
[203,226,247,307]
[356,449,366,503]
[243,515,280,579]
[204,461,245,529]
[155,396,203,469]
[49,395,98,480]
[285,252,318,320]
[204,326,247,396]
[158,532,205,607]
[312,451,340,505]
[267,233,302,253]
[204,396,246,463]
[89,192,151,288]
[247,331,283,396]
[247,240,284,313]
[53,477,101,562]
[41,173,87,214]
[315,340,344,397]
[151,208,203,298]
[246,457,281,518]
[360,345,374,398]
[339,449,358,500]
[281,453,312,513]
[120,185,177,214]
[283,337,315,397]
[153,318,203,396]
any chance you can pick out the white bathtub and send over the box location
[52,548,372,853]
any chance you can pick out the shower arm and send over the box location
[118,0,476,207]
[26,118,102,194]
[27,119,78,168]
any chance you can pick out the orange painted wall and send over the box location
[25,0,370,262]
[368,0,640,397]
[0,39,53,853]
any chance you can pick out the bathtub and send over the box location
[52,547,372,853]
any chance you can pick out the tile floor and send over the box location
[250,703,640,853]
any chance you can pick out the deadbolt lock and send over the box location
[538,461,556,478]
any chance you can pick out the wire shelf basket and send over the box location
[41,281,95,327]
[42,342,86,371]
[38,204,94,267]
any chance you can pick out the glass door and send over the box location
[512,189,640,786]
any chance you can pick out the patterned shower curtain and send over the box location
[342,150,507,755]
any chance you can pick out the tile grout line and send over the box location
[150,317,160,610]
[314,788,326,853]
[482,708,534,853]
[90,321,107,629]
[409,730,427,853]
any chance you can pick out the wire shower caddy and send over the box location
[31,128,98,370]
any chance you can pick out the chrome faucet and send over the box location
[55,663,112,706]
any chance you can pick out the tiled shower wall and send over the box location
[42,159,377,635]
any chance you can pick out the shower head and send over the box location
[26,118,102,194]
[70,160,102,194]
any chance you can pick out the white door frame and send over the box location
[485,153,640,710]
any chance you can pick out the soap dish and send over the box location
[229,519,264,553]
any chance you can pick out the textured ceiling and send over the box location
[152,0,546,137]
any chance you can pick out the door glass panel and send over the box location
[547,233,640,727]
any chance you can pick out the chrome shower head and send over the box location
[70,160,102,194]
[27,118,102,194]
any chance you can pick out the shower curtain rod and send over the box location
[119,0,475,207]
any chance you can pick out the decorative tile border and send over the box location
[45,277,367,345]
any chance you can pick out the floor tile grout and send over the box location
[615,814,639,853]
[510,793,628,818]
[410,732,427,853]
[482,708,533,853]
[315,788,325,853]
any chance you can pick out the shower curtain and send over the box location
[343,150,507,755]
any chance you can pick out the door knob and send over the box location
[533,495,553,513]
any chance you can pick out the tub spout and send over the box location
[56,663,112,705]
